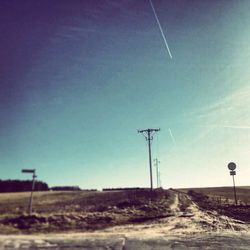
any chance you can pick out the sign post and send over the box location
[227,162,237,205]
[21,169,36,214]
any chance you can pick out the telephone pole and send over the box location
[154,158,160,188]
[138,128,160,191]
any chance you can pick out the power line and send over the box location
[138,128,160,191]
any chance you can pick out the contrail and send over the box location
[168,128,176,146]
[149,0,172,59]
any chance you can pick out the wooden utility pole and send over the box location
[138,128,160,191]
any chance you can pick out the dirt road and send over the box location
[0,232,250,249]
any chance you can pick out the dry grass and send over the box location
[0,191,91,215]
[0,189,170,216]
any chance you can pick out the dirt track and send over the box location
[0,233,250,249]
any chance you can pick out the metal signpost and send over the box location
[227,162,237,205]
[21,169,36,214]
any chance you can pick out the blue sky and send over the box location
[0,0,250,189]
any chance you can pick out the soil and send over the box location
[0,189,249,235]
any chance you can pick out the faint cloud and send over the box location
[187,85,250,129]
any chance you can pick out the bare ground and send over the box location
[0,189,249,235]
[0,189,249,249]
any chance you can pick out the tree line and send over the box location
[50,186,81,191]
[0,180,94,192]
[0,179,49,192]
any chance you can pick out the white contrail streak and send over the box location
[149,0,172,59]
[168,128,176,146]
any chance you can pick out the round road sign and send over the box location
[228,162,236,171]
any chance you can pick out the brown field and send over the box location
[0,189,171,215]
[0,187,249,234]
[179,186,250,205]
[178,186,250,223]
[0,189,174,233]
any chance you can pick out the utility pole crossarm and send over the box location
[138,128,160,133]
[138,128,160,140]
